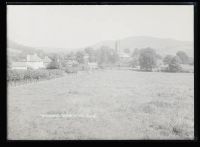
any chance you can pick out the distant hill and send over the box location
[8,40,37,53]
[7,40,47,61]
[7,36,193,58]
[89,36,193,57]
[7,40,74,55]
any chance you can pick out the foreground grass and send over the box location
[7,70,194,140]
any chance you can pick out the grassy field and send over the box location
[7,70,194,140]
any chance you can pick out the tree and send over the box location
[47,60,61,69]
[124,48,130,54]
[156,54,162,60]
[131,48,140,57]
[130,48,140,67]
[75,51,85,64]
[66,52,76,60]
[48,53,60,62]
[163,55,173,65]
[96,46,109,65]
[109,49,119,64]
[17,52,27,61]
[84,47,94,54]
[84,47,97,62]
[176,51,189,64]
[168,56,182,72]
[130,57,139,68]
[47,56,61,69]
[96,46,119,66]
[139,48,157,71]
[36,49,45,58]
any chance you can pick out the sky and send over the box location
[7,5,194,49]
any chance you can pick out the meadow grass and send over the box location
[7,70,194,140]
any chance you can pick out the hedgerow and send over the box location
[7,69,64,86]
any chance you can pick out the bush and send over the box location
[32,70,50,80]
[7,69,64,85]
[24,69,33,80]
[7,70,25,82]
[47,60,61,69]
[48,69,64,77]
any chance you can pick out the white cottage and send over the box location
[26,54,44,69]
[88,62,98,70]
[11,54,51,70]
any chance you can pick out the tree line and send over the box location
[9,45,193,74]
[131,48,193,72]
[45,46,120,71]
[43,46,193,73]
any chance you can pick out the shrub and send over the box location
[48,69,64,77]
[24,69,33,81]
[47,60,61,69]
[7,70,25,82]
[168,56,182,72]
[64,63,79,74]
[7,69,64,85]
[32,70,50,80]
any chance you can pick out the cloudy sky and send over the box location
[7,5,194,49]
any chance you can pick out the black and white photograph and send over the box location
[7,4,194,140]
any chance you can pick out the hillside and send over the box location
[89,36,193,57]
[8,40,37,53]
[7,40,46,60]
[7,36,193,57]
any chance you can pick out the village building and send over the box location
[88,62,98,70]
[83,54,99,70]
[11,53,52,70]
[26,54,44,69]
[118,52,131,63]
